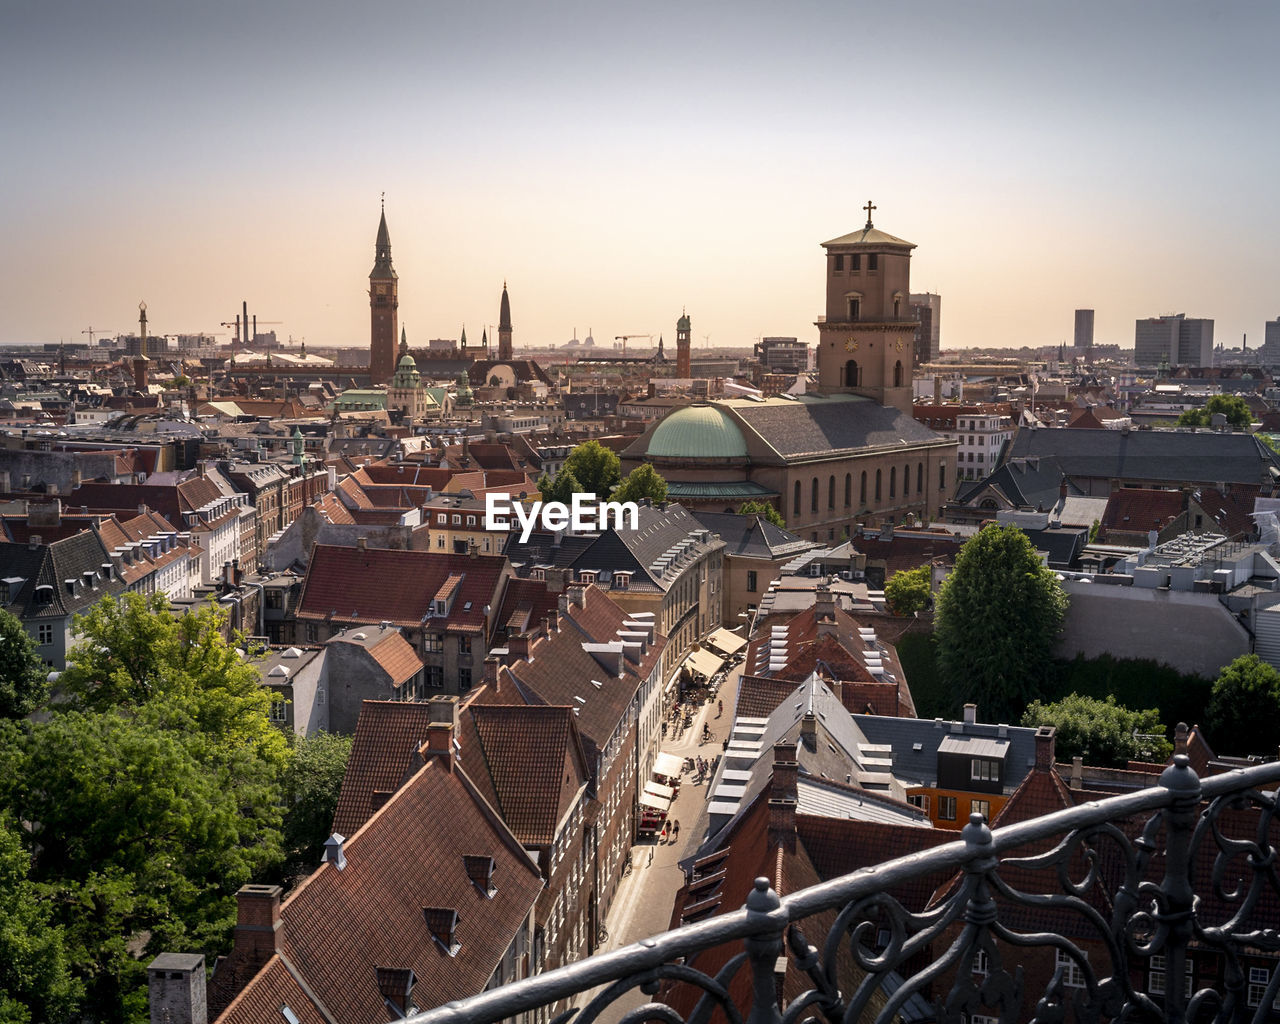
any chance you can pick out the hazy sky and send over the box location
[2,1,1277,354]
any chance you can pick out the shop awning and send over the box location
[638,791,671,812]
[706,628,747,657]
[653,752,684,778]
[645,781,675,801]
[685,648,723,679]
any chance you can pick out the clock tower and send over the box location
[369,199,398,385]
[815,202,917,413]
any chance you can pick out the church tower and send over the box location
[814,202,916,413]
[368,201,399,385]
[498,282,513,361]
[676,311,691,378]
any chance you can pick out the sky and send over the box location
[2,1,1278,355]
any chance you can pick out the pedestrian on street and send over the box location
[717,699,723,718]
[662,720,668,738]
[722,738,729,752]
[673,820,681,841]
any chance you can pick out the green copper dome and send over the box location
[647,404,748,460]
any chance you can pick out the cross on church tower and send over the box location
[863,200,876,227]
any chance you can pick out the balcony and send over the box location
[410,757,1280,1024]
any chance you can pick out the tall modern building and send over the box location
[1074,309,1095,354]
[368,204,399,385]
[1264,317,1280,355]
[909,292,941,364]
[1134,314,1213,369]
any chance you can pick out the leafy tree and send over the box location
[535,465,581,506]
[0,609,47,720]
[885,565,932,616]
[610,463,668,505]
[1177,394,1253,431]
[1207,654,1280,757]
[57,593,288,771]
[0,813,81,1024]
[737,500,786,530]
[282,731,354,880]
[0,709,283,1023]
[1022,693,1171,768]
[934,524,1068,723]
[546,441,621,502]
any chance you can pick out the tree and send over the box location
[0,813,81,1024]
[1177,394,1253,431]
[551,441,621,502]
[281,731,354,880]
[885,565,932,616]
[1207,654,1280,757]
[0,610,47,720]
[0,709,283,1023]
[610,463,668,505]
[1022,693,1171,768]
[934,524,1068,723]
[737,500,786,530]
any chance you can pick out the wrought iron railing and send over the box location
[410,757,1280,1024]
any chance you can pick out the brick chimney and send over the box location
[229,885,282,965]
[424,695,459,772]
[1034,725,1056,772]
[148,954,206,1024]
[799,710,818,749]
[767,741,798,854]
[508,631,532,661]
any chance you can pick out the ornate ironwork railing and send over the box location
[409,757,1280,1024]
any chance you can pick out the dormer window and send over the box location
[463,855,497,898]
[35,585,53,605]
[579,570,597,585]
[422,907,461,957]
[614,572,631,590]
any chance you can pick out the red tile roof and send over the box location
[331,701,435,838]
[295,546,508,633]
[1098,488,1184,538]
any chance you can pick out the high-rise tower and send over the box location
[814,202,916,413]
[676,311,691,378]
[368,201,398,385]
[498,282,513,360]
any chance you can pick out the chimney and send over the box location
[357,536,367,552]
[1174,722,1189,758]
[322,834,346,871]
[1034,725,1056,772]
[963,703,977,725]
[508,632,532,661]
[230,884,282,963]
[1070,756,1083,790]
[567,584,586,609]
[767,742,798,854]
[814,585,837,636]
[546,608,559,633]
[147,954,207,1024]
[424,695,459,772]
[483,655,499,691]
[799,710,817,749]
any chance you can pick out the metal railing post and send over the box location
[743,878,785,1024]
[1157,753,1201,1024]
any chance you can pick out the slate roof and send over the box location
[720,394,948,463]
[0,531,125,621]
[852,714,1041,791]
[954,455,1074,510]
[295,546,508,634]
[690,510,815,560]
[1005,427,1280,489]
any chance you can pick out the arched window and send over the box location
[917,462,924,494]
[844,473,852,508]
[860,471,867,505]
[845,359,860,387]
[903,462,910,498]
[890,466,896,499]
[875,469,882,502]
[793,481,801,516]
[894,360,904,387]
[811,478,819,513]
[828,475,835,509]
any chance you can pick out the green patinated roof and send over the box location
[647,404,748,460]
[664,480,778,499]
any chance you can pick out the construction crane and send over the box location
[614,333,652,357]
[81,326,112,345]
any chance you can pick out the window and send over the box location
[793,481,801,516]
[1247,966,1280,1008]
[833,254,844,271]
[971,759,998,782]
[466,515,477,526]
[425,633,444,653]
[848,298,860,320]
[427,665,444,688]
[971,799,991,820]
[747,571,758,593]
[459,667,472,691]
[1056,949,1087,988]
[270,699,287,723]
[459,635,473,655]
[889,466,896,499]
[851,254,861,271]
[438,513,447,525]
[940,463,946,490]
[266,590,283,609]
[938,795,957,820]
[894,360,903,387]
[316,687,326,705]
[902,463,910,498]
[828,475,835,509]
[860,471,867,505]
[973,950,990,976]
[907,793,929,813]
[875,469,882,502]
[844,473,851,508]
[305,623,318,643]
[811,478,818,513]
[437,535,445,549]
[37,623,54,646]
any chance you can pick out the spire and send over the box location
[460,325,467,349]
[481,327,488,348]
[499,282,512,331]
[399,326,408,358]
[370,200,396,280]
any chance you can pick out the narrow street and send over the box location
[589,660,743,1024]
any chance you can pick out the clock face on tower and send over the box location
[845,339,859,352]
[895,339,904,352]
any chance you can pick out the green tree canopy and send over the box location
[282,731,354,880]
[0,609,47,720]
[538,441,621,504]
[934,524,1068,723]
[737,500,786,530]
[1207,654,1280,757]
[610,462,668,505]
[0,813,81,1024]
[885,565,932,617]
[1022,693,1171,768]
[1177,394,1253,431]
